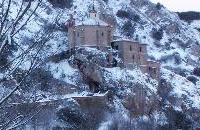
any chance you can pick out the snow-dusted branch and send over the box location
[0,0,11,36]
[0,31,54,106]
[6,105,43,130]
[12,0,41,36]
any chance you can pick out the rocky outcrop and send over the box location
[69,47,159,117]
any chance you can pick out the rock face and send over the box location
[70,47,159,116]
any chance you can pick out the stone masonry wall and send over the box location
[68,25,113,49]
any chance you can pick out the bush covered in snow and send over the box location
[102,0,108,3]
[0,42,16,71]
[117,10,140,22]
[48,50,72,63]
[116,10,129,19]
[56,99,87,129]
[193,67,200,77]
[122,21,135,37]
[13,68,54,92]
[0,56,9,71]
[155,2,162,10]
[174,53,182,65]
[48,0,73,9]
[187,75,198,85]
[152,28,163,41]
[158,78,173,102]
[165,108,192,130]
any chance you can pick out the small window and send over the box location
[154,68,157,74]
[132,55,135,62]
[130,45,132,51]
[111,42,115,48]
[139,47,142,52]
[116,45,118,50]
[138,56,141,63]
[77,32,79,37]
[102,32,104,36]
[149,67,151,71]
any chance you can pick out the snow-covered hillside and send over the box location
[0,0,200,129]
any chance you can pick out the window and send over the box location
[132,55,135,62]
[154,68,157,74]
[116,45,118,50]
[77,32,79,37]
[139,47,142,52]
[96,30,99,43]
[137,55,140,64]
[102,32,104,36]
[130,45,132,51]
[149,67,151,71]
[108,31,111,42]
[111,42,115,48]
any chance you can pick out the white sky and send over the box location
[150,0,200,12]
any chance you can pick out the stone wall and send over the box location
[113,40,148,66]
[1,92,111,129]
[140,61,160,80]
[72,94,110,109]
[112,40,160,80]
[68,25,113,49]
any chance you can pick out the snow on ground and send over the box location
[190,20,200,29]
[76,17,109,26]
[161,68,200,109]
[37,91,109,103]
[104,67,158,94]
[107,0,131,14]
[47,61,78,85]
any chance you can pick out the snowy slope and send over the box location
[1,0,200,129]
[161,68,200,109]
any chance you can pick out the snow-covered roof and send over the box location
[112,38,147,45]
[76,18,109,26]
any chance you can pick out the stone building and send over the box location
[111,39,160,80]
[67,6,113,49]
[67,6,160,80]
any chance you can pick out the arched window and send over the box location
[107,30,111,43]
[96,30,99,44]
[138,55,141,64]
[139,47,142,52]
[148,67,151,71]
[154,68,157,74]
[102,32,104,36]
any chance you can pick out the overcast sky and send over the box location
[150,0,200,12]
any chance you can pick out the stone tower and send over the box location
[89,4,99,19]
[65,14,75,28]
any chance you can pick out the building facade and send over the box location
[67,7,113,49]
[111,40,160,80]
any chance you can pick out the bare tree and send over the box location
[0,28,56,130]
[0,0,43,106]
[0,0,67,129]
